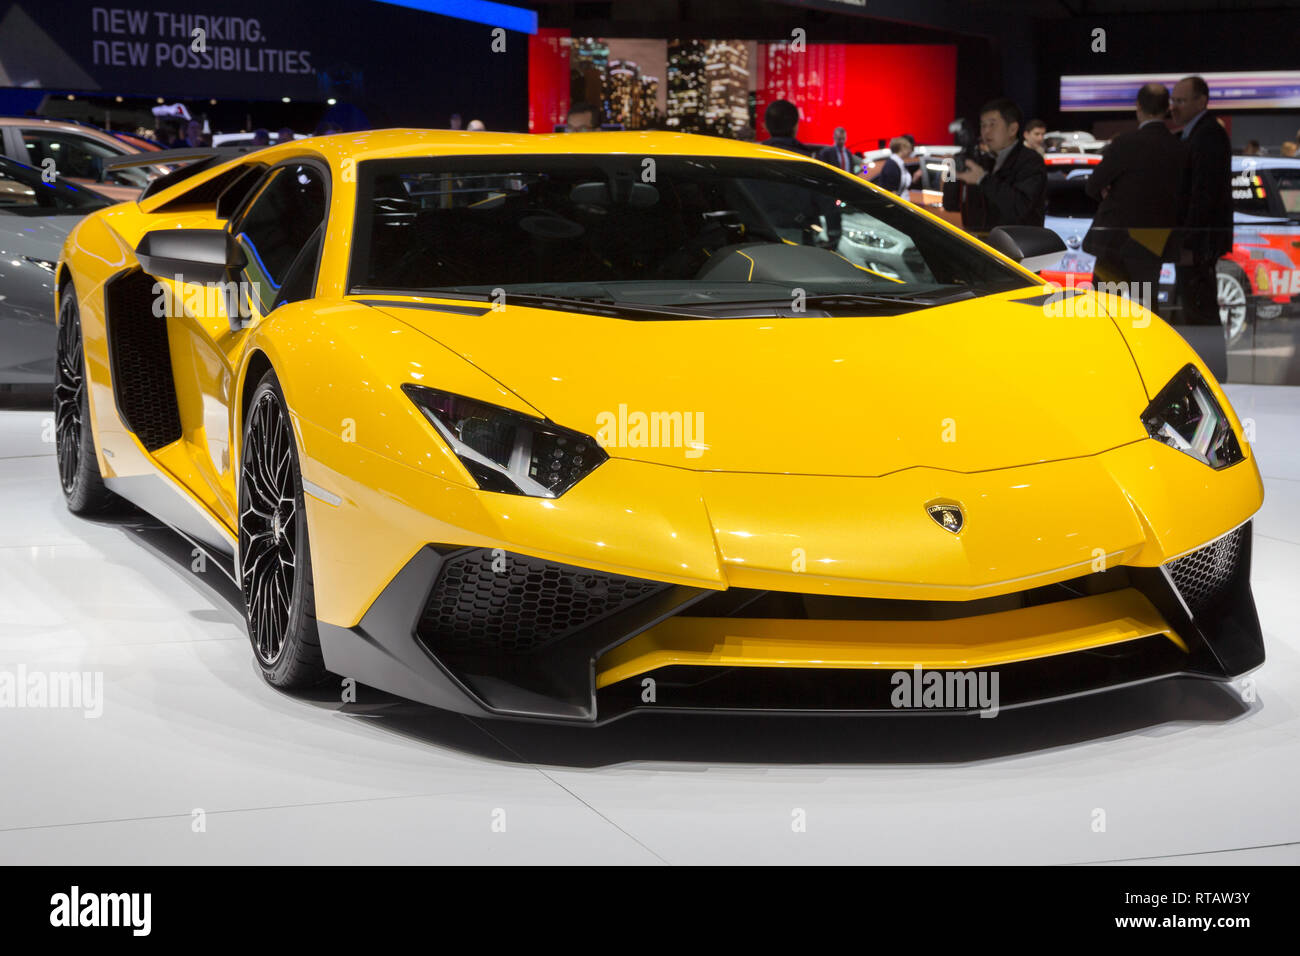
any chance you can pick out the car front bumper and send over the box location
[317,522,1263,724]
[300,423,1265,723]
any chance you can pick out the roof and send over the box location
[1233,155,1300,170]
[251,128,817,167]
[0,116,157,153]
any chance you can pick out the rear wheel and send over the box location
[54,284,121,515]
[1216,261,1253,348]
[238,370,328,689]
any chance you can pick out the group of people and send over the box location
[1243,136,1299,157]
[759,78,1236,333]
[1083,76,1233,334]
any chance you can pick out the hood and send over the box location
[371,289,1151,476]
[0,212,87,262]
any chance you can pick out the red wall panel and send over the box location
[529,28,571,133]
[757,43,957,149]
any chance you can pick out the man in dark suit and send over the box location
[816,127,854,172]
[1171,75,1233,328]
[945,97,1047,233]
[761,99,813,157]
[1083,83,1183,313]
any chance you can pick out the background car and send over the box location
[212,131,307,148]
[1035,153,1103,287]
[0,155,112,385]
[1044,130,1107,153]
[1036,154,1300,354]
[0,117,170,203]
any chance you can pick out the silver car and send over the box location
[0,155,111,385]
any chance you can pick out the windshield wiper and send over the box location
[429,290,718,321]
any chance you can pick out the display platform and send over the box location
[0,386,1297,865]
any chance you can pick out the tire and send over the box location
[55,282,122,515]
[238,369,328,689]
[1216,261,1253,348]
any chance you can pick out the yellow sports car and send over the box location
[53,130,1263,722]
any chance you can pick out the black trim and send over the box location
[133,147,260,202]
[1012,288,1088,307]
[215,164,269,220]
[1130,523,1262,678]
[597,637,1191,719]
[357,299,490,316]
[152,162,266,214]
[103,473,235,562]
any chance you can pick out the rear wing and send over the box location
[104,146,261,201]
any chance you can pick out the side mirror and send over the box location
[986,225,1067,273]
[135,229,248,331]
[135,228,245,285]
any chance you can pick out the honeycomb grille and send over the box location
[419,549,670,655]
[1166,526,1244,615]
[105,272,182,451]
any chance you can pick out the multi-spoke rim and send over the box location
[1218,271,1247,344]
[54,295,84,494]
[240,390,298,666]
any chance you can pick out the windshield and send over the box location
[0,157,114,215]
[349,154,1033,315]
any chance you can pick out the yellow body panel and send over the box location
[595,588,1183,688]
[54,129,1263,667]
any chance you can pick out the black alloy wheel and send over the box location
[54,284,119,514]
[54,293,84,494]
[238,370,327,687]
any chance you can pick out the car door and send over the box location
[164,161,329,530]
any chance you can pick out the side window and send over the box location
[0,163,38,207]
[231,164,327,314]
[1230,165,1272,216]
[1271,171,1300,216]
[21,131,148,189]
[0,158,109,212]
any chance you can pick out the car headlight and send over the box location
[403,384,606,497]
[1140,364,1244,469]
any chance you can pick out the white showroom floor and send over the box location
[1,385,1298,865]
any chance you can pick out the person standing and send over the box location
[816,127,854,172]
[565,102,600,132]
[871,137,912,196]
[1171,76,1232,328]
[761,100,813,156]
[1023,118,1047,155]
[945,97,1047,232]
[1083,83,1183,313]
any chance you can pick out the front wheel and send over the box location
[238,370,328,689]
[55,283,122,515]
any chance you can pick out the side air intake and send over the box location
[104,271,183,452]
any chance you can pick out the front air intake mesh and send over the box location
[1165,526,1245,615]
[105,271,182,451]
[418,549,670,655]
